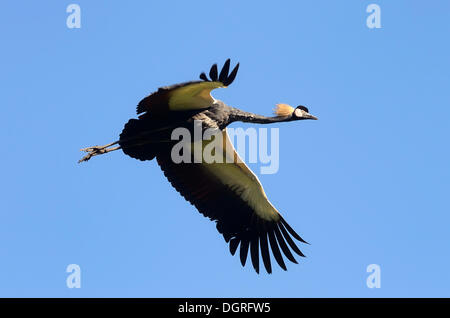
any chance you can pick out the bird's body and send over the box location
[79,59,317,274]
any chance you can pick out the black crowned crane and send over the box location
[79,59,318,274]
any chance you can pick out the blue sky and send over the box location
[1,1,449,297]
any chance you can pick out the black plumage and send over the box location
[209,64,218,81]
[219,59,230,83]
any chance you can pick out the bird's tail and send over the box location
[118,118,166,161]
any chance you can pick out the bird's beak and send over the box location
[304,113,318,120]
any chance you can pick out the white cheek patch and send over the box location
[294,108,303,117]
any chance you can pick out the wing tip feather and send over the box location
[200,59,239,86]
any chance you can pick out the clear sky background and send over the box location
[1,1,449,297]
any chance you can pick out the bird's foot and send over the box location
[78,142,120,163]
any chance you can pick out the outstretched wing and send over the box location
[137,59,239,117]
[156,129,307,274]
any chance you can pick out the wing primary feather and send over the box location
[223,232,232,243]
[229,238,240,256]
[279,223,305,257]
[240,238,250,266]
[199,72,209,81]
[224,63,239,86]
[219,59,231,83]
[268,228,287,270]
[209,64,218,82]
[259,228,272,274]
[274,225,297,264]
[250,235,260,274]
[280,217,309,244]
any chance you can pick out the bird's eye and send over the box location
[296,105,309,113]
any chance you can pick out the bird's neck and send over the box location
[229,108,292,125]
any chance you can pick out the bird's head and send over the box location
[274,104,318,120]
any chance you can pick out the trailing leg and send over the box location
[78,141,121,163]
